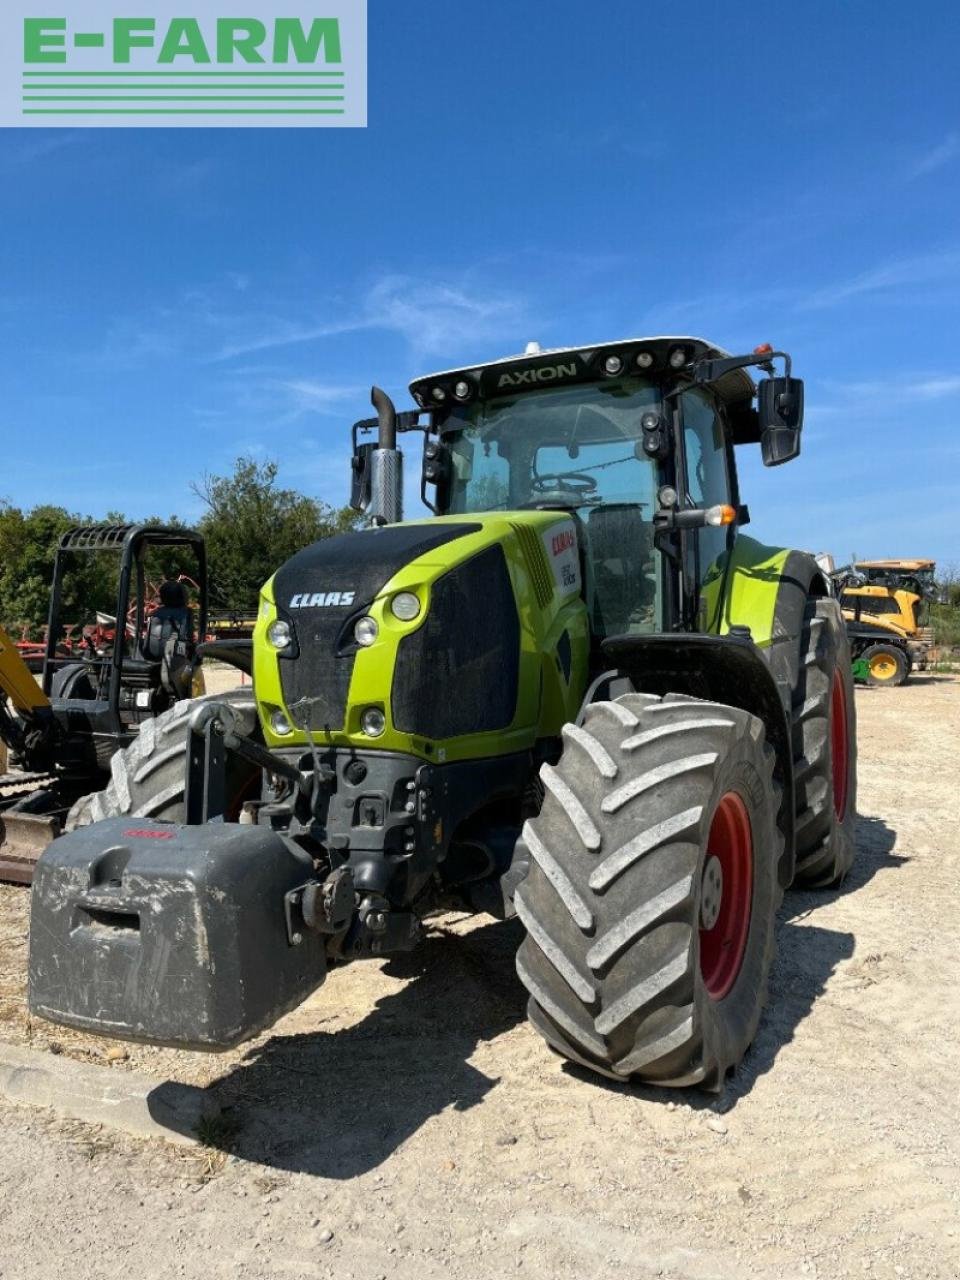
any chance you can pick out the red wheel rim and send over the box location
[830,673,849,820]
[699,792,753,1000]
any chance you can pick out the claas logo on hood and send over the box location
[289,591,356,609]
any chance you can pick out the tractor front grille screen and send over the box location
[391,544,520,741]
[279,639,354,734]
[274,522,481,735]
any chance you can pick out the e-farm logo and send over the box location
[1,1,366,127]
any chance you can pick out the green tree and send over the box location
[0,502,116,633]
[193,457,361,614]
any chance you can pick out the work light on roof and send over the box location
[432,386,447,403]
[604,355,623,376]
[669,346,687,369]
[454,380,471,401]
[636,352,654,369]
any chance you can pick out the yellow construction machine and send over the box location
[838,559,937,686]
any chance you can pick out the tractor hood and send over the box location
[253,512,589,760]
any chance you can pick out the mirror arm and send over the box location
[692,350,792,385]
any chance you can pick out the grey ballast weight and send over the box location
[28,819,327,1050]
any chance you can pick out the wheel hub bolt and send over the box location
[700,855,724,931]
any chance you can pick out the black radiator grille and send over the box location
[391,544,520,740]
[273,522,481,734]
[279,641,355,734]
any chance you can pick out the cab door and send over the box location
[680,388,736,631]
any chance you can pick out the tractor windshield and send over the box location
[441,378,662,637]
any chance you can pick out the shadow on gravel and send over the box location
[198,818,902,1169]
[783,814,904,922]
[205,917,527,1179]
[561,820,901,1112]
[560,918,857,1113]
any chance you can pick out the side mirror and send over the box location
[350,442,376,512]
[758,376,804,467]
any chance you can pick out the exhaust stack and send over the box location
[368,386,403,526]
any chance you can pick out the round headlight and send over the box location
[361,707,386,738]
[604,355,623,375]
[267,619,292,650]
[270,708,293,737]
[669,346,687,369]
[391,592,421,622]
[432,386,447,403]
[454,380,471,401]
[636,351,654,369]
[354,616,379,648]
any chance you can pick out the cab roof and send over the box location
[409,336,757,411]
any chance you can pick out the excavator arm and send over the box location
[0,626,51,717]
[1,628,59,883]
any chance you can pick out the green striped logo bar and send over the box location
[3,2,367,127]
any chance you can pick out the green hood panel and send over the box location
[254,512,590,761]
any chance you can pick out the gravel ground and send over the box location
[1,674,958,1280]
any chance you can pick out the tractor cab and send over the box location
[353,336,804,648]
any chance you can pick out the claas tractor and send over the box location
[28,337,858,1091]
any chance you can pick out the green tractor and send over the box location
[28,336,857,1091]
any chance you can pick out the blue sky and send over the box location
[1,0,959,565]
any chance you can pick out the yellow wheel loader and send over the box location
[838,559,937,687]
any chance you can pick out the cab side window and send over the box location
[682,389,732,583]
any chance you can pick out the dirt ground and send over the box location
[1,675,959,1280]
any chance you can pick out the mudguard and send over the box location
[600,632,796,889]
[702,535,829,696]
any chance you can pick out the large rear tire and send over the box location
[791,601,858,888]
[66,688,259,829]
[516,693,784,1090]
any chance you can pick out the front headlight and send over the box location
[354,616,379,647]
[270,708,293,737]
[267,619,292,650]
[391,592,422,622]
[361,707,386,738]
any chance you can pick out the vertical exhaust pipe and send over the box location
[368,386,403,526]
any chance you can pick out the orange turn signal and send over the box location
[705,504,738,527]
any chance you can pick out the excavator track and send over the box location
[0,774,59,885]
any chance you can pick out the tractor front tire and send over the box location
[67,688,259,829]
[792,601,858,888]
[515,693,784,1090]
[860,643,909,688]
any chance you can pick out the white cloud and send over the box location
[206,273,526,363]
[800,249,960,309]
[908,133,960,179]
[363,274,524,360]
[0,134,79,169]
[275,379,365,414]
[913,376,960,400]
